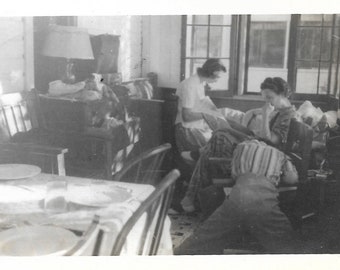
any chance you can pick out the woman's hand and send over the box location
[262,102,274,117]
[259,102,276,143]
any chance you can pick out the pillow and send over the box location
[296,101,324,128]
[324,110,338,129]
[124,79,154,99]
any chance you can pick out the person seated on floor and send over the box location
[174,58,227,153]
[174,139,307,255]
[180,77,296,212]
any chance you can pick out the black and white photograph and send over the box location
[0,0,340,269]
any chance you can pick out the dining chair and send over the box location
[0,90,68,175]
[110,169,180,255]
[113,143,172,185]
[64,214,103,256]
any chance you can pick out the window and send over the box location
[249,22,286,68]
[181,15,237,92]
[294,14,340,95]
[245,15,291,93]
[0,17,34,94]
[181,14,340,97]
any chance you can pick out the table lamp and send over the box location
[42,25,94,84]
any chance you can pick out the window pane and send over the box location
[186,26,208,57]
[299,14,323,26]
[185,58,206,78]
[296,28,322,62]
[187,16,193,25]
[209,26,231,58]
[295,61,329,93]
[208,59,229,90]
[336,15,340,26]
[321,27,332,60]
[245,15,289,93]
[330,65,339,96]
[249,22,286,68]
[247,67,288,93]
[210,15,231,25]
[323,14,334,26]
[192,15,208,25]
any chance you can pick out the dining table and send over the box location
[0,166,173,256]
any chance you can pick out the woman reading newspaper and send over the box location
[181,77,296,213]
[174,58,227,153]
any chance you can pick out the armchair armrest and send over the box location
[0,142,68,155]
[278,183,298,192]
[286,152,302,163]
[0,142,68,176]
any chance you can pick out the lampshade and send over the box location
[42,25,94,60]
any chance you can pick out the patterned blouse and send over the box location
[269,106,296,149]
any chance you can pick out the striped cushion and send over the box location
[231,139,285,183]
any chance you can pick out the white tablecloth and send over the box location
[0,173,173,255]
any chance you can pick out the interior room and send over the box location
[1,14,340,256]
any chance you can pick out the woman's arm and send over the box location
[259,103,280,145]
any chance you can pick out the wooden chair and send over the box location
[207,119,314,253]
[110,169,180,255]
[113,143,172,185]
[0,90,68,175]
[64,215,102,256]
[0,142,68,176]
[207,118,314,225]
[279,118,315,228]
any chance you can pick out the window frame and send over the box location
[180,15,241,97]
[292,14,340,96]
[244,14,340,97]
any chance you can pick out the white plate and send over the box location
[0,164,41,180]
[0,225,78,256]
[68,186,132,207]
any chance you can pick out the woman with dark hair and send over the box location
[181,77,296,213]
[175,58,227,153]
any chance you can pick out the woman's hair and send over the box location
[260,77,292,97]
[197,58,226,78]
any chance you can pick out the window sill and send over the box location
[216,94,263,101]
[210,94,338,112]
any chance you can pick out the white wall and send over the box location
[142,15,182,89]
[0,17,34,94]
[77,16,143,81]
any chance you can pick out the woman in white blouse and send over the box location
[174,58,227,153]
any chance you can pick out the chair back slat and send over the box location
[284,118,313,182]
[111,169,180,255]
[64,215,101,256]
[113,143,172,185]
[18,104,28,132]
[0,92,33,139]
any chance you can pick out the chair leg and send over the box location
[57,153,66,176]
